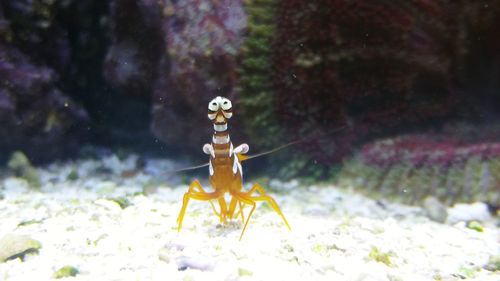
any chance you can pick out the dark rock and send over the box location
[0,40,89,162]
[151,0,247,151]
[0,1,98,162]
[103,0,164,97]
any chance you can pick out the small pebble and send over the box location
[423,196,448,223]
[176,256,215,272]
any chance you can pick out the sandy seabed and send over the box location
[0,155,499,281]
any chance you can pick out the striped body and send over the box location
[208,131,243,194]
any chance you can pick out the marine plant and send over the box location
[238,0,281,148]
[238,0,329,179]
[337,133,500,206]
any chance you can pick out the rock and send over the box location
[176,256,215,272]
[53,265,79,279]
[103,0,164,97]
[447,202,492,224]
[303,205,330,217]
[101,154,139,175]
[7,151,41,188]
[0,234,42,262]
[158,242,186,263]
[0,40,89,162]
[483,255,500,272]
[151,0,247,150]
[107,197,132,209]
[423,197,448,223]
[3,177,30,193]
[0,1,96,162]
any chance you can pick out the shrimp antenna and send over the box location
[166,125,347,174]
[242,124,348,161]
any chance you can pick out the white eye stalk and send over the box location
[207,96,233,120]
[208,99,220,111]
[220,98,232,110]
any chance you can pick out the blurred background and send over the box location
[1,0,499,206]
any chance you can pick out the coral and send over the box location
[237,0,335,179]
[151,0,247,151]
[238,0,282,148]
[337,131,500,206]
[271,0,461,165]
[236,0,500,172]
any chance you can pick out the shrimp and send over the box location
[176,96,291,240]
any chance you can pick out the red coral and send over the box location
[271,0,500,164]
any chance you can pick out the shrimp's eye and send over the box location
[208,99,219,111]
[220,98,232,111]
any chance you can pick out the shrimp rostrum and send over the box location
[176,96,291,240]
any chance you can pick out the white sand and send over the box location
[0,155,498,281]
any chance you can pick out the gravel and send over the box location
[0,155,498,281]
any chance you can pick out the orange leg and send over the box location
[235,183,291,240]
[176,180,220,222]
[237,201,245,223]
[228,197,245,224]
[176,180,222,232]
[217,197,228,223]
[233,194,257,241]
[228,197,238,220]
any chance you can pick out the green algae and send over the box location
[368,246,393,267]
[17,219,44,227]
[458,266,478,278]
[238,267,253,276]
[52,266,79,279]
[466,221,484,232]
[66,169,79,181]
[108,197,132,209]
[484,255,500,271]
[239,0,283,151]
[7,151,41,188]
